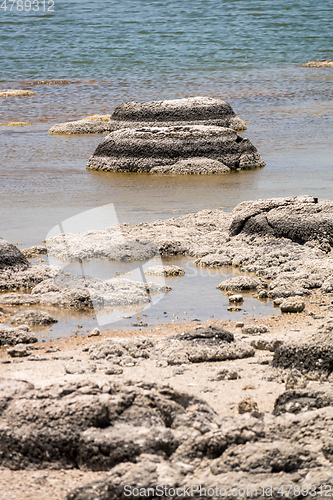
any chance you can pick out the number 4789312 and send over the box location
[0,0,55,11]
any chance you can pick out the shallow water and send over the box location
[0,0,332,334]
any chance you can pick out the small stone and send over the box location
[238,397,259,415]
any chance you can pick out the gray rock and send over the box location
[273,385,333,416]
[108,97,247,131]
[211,440,319,474]
[229,196,333,248]
[86,125,265,173]
[10,309,57,325]
[0,89,35,97]
[0,273,169,309]
[173,325,234,344]
[210,369,241,381]
[241,324,269,335]
[0,237,54,292]
[217,276,266,291]
[48,115,111,134]
[0,237,30,272]
[303,59,333,68]
[150,157,231,174]
[0,324,38,345]
[273,342,333,374]
[21,245,47,258]
[229,294,244,303]
[280,298,305,313]
[144,265,185,277]
[7,343,31,357]
[238,397,259,415]
[88,327,101,337]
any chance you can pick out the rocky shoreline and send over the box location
[1,195,333,498]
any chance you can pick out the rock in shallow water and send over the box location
[86,125,265,173]
[303,59,333,68]
[10,309,57,326]
[0,89,35,97]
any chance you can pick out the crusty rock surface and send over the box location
[280,297,305,313]
[0,89,35,97]
[86,125,265,173]
[303,59,333,68]
[108,97,247,131]
[0,238,53,292]
[0,273,170,309]
[273,342,333,374]
[10,309,57,326]
[21,245,47,259]
[150,157,231,174]
[88,326,254,366]
[229,195,333,247]
[46,196,333,309]
[0,324,38,345]
[48,115,110,135]
[145,265,185,277]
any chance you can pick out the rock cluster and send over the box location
[0,237,53,292]
[86,125,264,173]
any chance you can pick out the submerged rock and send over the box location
[108,96,247,131]
[303,59,333,68]
[145,265,185,277]
[21,245,47,259]
[0,89,35,97]
[229,195,333,247]
[273,342,333,374]
[86,125,265,173]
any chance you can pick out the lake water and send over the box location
[0,0,332,331]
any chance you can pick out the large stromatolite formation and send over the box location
[48,96,246,135]
[86,125,265,173]
[107,96,247,131]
